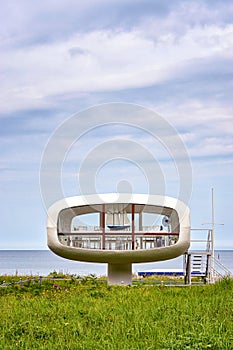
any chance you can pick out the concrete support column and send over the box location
[108,263,132,285]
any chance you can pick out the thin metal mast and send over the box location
[211,188,215,260]
[211,187,215,283]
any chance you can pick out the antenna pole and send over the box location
[211,188,214,260]
[202,188,223,283]
[211,187,215,283]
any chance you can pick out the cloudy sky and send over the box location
[1,0,233,249]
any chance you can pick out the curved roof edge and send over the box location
[47,193,189,227]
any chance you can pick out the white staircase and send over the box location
[184,228,232,284]
[184,251,211,284]
[191,254,207,277]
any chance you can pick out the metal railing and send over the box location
[58,231,179,250]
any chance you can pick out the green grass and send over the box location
[0,276,232,349]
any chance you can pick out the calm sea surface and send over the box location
[0,250,232,276]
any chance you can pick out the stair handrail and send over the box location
[212,257,232,276]
[212,268,224,281]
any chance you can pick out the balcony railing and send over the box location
[58,229,179,250]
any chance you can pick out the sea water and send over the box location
[0,250,232,276]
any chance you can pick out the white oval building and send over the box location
[47,193,190,284]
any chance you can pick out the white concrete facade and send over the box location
[47,193,190,285]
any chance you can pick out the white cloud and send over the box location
[1,19,233,113]
[0,1,233,249]
[156,101,233,134]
